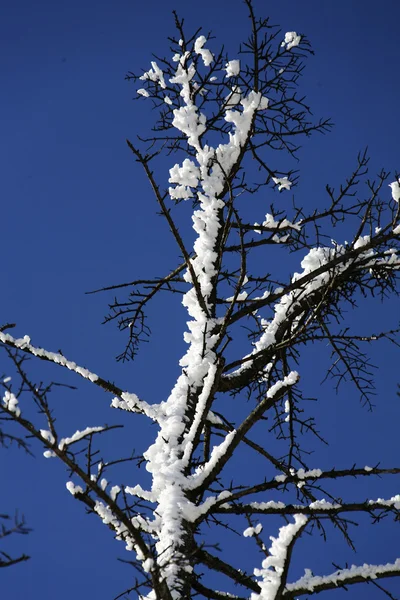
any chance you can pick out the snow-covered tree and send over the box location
[2,2,400,599]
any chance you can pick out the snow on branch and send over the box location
[58,426,105,451]
[139,61,166,89]
[222,232,400,392]
[389,178,400,202]
[0,330,153,417]
[194,35,214,66]
[252,515,308,600]
[212,496,400,517]
[2,2,400,599]
[285,559,400,597]
[0,332,98,382]
[281,32,302,51]
[187,372,299,495]
[2,390,21,418]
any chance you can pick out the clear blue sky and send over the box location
[2,1,400,599]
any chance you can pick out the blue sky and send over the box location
[1,1,400,599]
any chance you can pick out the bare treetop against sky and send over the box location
[1,1,400,599]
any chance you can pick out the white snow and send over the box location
[190,490,233,520]
[250,501,286,511]
[206,410,223,425]
[225,60,240,78]
[143,558,154,573]
[267,372,299,399]
[169,158,200,200]
[225,86,242,107]
[243,523,263,537]
[284,399,291,422]
[140,61,166,89]
[2,390,21,417]
[111,391,158,420]
[252,515,308,600]
[308,499,341,510]
[58,426,104,451]
[248,499,343,513]
[281,32,302,50]
[287,559,400,593]
[354,234,371,249]
[125,484,155,502]
[40,429,55,444]
[258,96,269,110]
[272,176,292,191]
[296,468,322,480]
[93,500,141,555]
[110,485,121,501]
[0,331,99,383]
[66,481,84,496]
[226,291,248,302]
[262,213,301,231]
[369,494,400,509]
[43,450,56,458]
[389,179,400,202]
[194,36,214,66]
[188,430,237,488]
[171,104,206,151]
